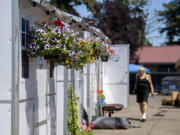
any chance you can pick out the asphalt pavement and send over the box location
[93,95,180,135]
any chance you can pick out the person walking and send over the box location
[133,67,154,122]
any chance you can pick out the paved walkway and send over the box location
[93,95,180,135]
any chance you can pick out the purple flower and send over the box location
[29,42,36,49]
[77,50,82,56]
[63,28,68,32]
[38,37,42,40]
[63,34,67,38]
[51,37,57,42]
[59,30,63,34]
[63,45,66,49]
[44,44,51,49]
[56,44,60,48]
[35,28,40,34]
[44,38,48,42]
[53,28,59,33]
[69,50,74,55]
[45,25,49,29]
[40,29,45,35]
[90,40,93,44]
[98,45,102,49]
[73,54,76,58]
[75,44,78,48]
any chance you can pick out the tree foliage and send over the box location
[50,0,97,16]
[158,0,180,45]
[87,0,147,58]
[50,0,82,15]
[115,0,148,16]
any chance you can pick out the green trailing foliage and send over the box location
[68,85,80,135]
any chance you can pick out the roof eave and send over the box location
[139,62,176,65]
[37,1,111,43]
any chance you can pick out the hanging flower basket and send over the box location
[44,55,61,61]
[28,19,114,70]
[101,55,109,62]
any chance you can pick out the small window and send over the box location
[21,18,30,47]
[50,62,55,78]
[22,50,29,78]
[22,18,25,32]
[26,20,30,33]
[22,33,26,46]
[26,34,30,45]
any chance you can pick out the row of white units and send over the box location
[0,0,129,135]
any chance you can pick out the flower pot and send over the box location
[97,89,103,93]
[101,55,109,62]
[44,55,61,61]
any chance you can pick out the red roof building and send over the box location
[136,46,180,73]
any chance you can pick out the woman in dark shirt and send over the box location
[133,67,154,122]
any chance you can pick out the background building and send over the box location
[136,46,180,73]
[130,46,180,93]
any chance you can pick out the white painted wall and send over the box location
[0,1,13,135]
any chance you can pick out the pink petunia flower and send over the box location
[89,124,94,128]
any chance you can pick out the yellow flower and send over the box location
[80,63,83,66]
[77,42,81,46]
[66,60,69,64]
[90,51,93,55]
[88,58,91,61]
[76,56,79,59]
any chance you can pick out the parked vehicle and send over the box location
[161,76,180,94]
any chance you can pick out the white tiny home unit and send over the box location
[0,0,129,135]
[0,0,67,135]
[0,0,102,135]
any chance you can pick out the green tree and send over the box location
[50,0,97,16]
[83,0,97,15]
[50,0,82,15]
[85,0,150,58]
[115,0,148,16]
[158,0,180,45]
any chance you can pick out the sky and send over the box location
[74,0,172,46]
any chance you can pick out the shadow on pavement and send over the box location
[159,106,180,109]
[153,110,167,117]
[128,117,141,122]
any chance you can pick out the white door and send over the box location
[103,45,129,107]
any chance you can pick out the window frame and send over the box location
[21,17,30,79]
